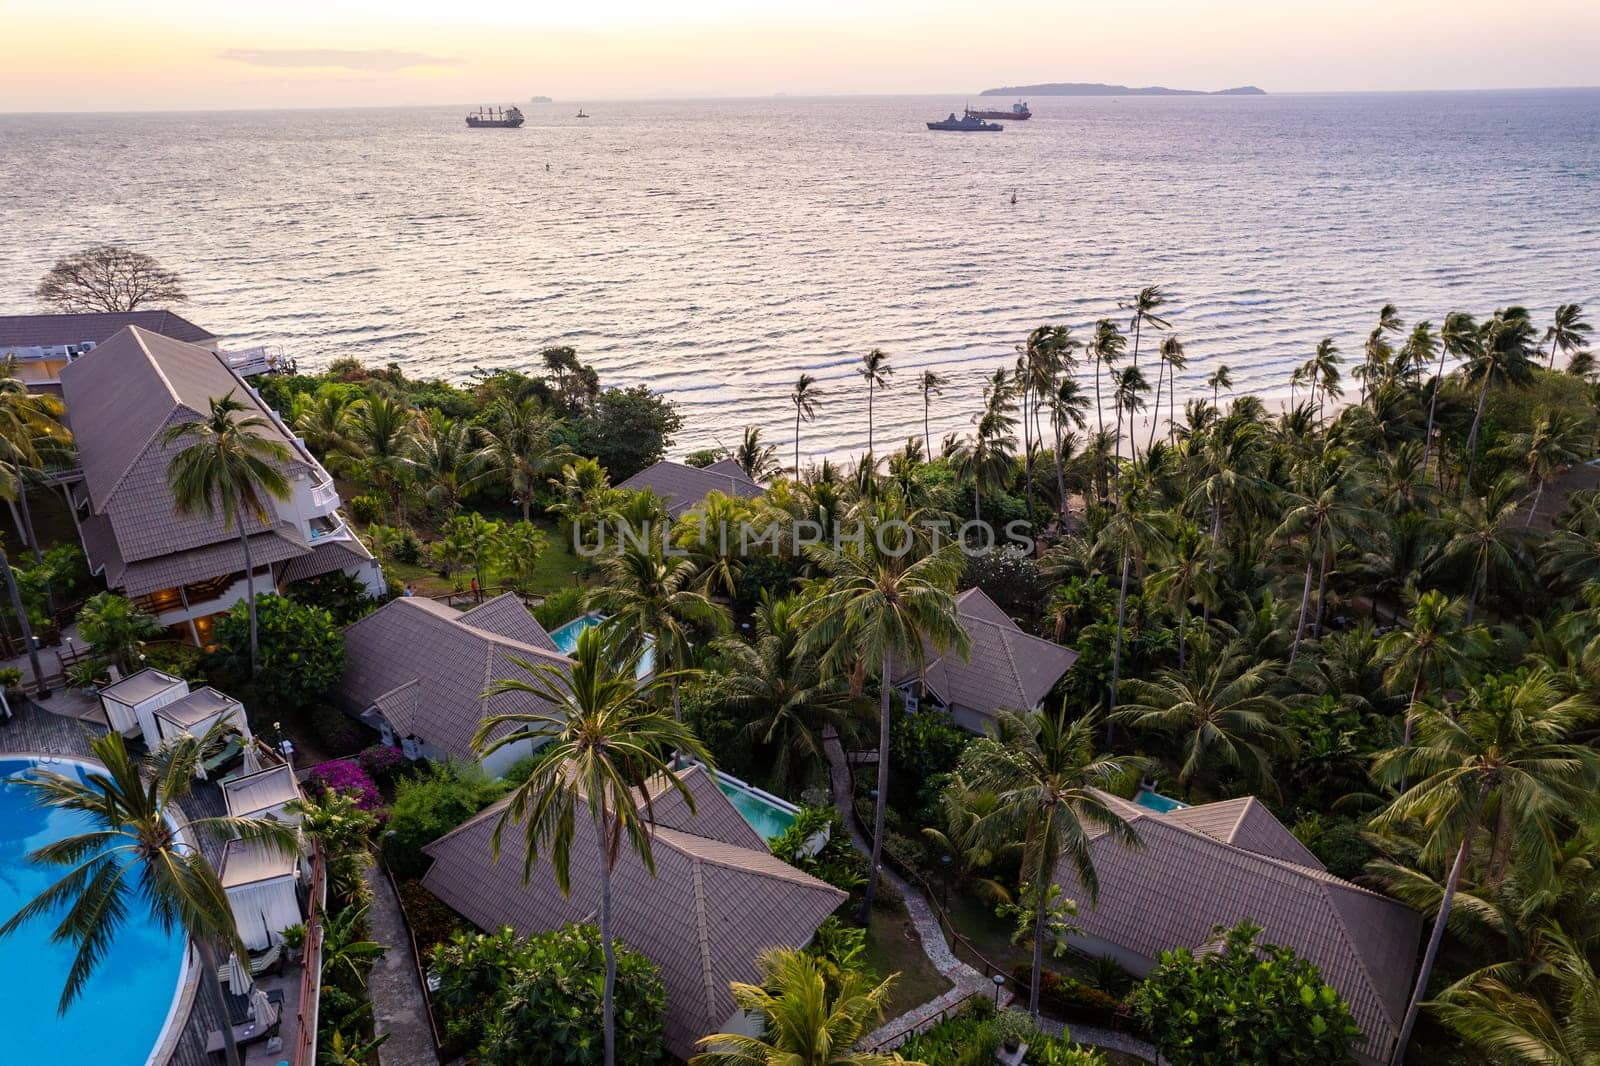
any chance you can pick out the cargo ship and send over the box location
[466,106,524,128]
[966,101,1031,121]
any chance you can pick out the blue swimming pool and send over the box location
[549,612,656,678]
[719,779,799,841]
[0,756,189,1065]
[1134,787,1190,813]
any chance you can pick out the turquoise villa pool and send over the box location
[1,756,189,1065]
[549,612,656,678]
[718,776,800,841]
[1133,787,1190,814]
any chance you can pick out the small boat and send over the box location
[576,109,589,119]
[967,100,1031,121]
[926,112,1002,132]
[466,105,524,129]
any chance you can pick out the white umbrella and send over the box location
[241,737,261,774]
[249,985,279,1031]
[223,951,251,994]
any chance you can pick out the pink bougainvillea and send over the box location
[306,758,385,817]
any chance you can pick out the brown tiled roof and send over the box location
[115,524,309,597]
[421,768,845,1060]
[0,310,216,350]
[278,538,376,585]
[338,597,571,762]
[1057,791,1420,1063]
[615,460,763,518]
[892,588,1078,723]
[639,765,767,852]
[457,593,560,654]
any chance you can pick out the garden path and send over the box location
[363,864,440,1066]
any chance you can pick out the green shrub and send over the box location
[393,528,423,566]
[772,807,866,898]
[76,592,163,672]
[288,570,380,626]
[209,594,344,711]
[888,707,971,822]
[348,494,384,525]
[0,667,21,691]
[382,761,506,878]
[305,702,366,755]
[142,641,204,681]
[533,586,586,630]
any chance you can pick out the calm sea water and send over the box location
[2,92,1596,458]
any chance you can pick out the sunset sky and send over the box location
[4,0,1597,111]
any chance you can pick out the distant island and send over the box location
[529,95,553,104]
[980,82,1265,97]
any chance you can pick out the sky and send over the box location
[3,0,1597,112]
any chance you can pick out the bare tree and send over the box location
[35,245,186,312]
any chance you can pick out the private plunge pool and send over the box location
[718,773,801,842]
[0,756,189,1065]
[1133,786,1190,814]
[549,612,656,679]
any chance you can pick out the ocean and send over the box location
[1,91,1596,459]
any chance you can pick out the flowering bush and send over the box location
[306,759,385,818]
[354,745,408,788]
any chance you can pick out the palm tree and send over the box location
[591,539,728,721]
[0,368,71,693]
[1151,334,1187,450]
[1206,364,1232,410]
[1370,670,1599,1065]
[1423,312,1478,474]
[732,426,781,482]
[475,624,713,1066]
[956,407,1017,522]
[1095,483,1167,715]
[1494,408,1587,525]
[964,709,1138,1019]
[1308,338,1345,428]
[713,594,859,794]
[920,370,947,460]
[1145,520,1222,669]
[691,947,915,1066]
[858,349,893,458]
[291,388,357,467]
[1122,284,1171,372]
[791,373,820,475]
[1089,319,1126,439]
[1435,474,1534,622]
[1541,302,1592,370]
[1378,590,1483,751]
[348,393,415,523]
[1118,637,1285,794]
[162,392,292,673]
[1465,307,1538,488]
[802,517,968,921]
[1111,364,1150,469]
[409,413,479,515]
[472,397,576,521]
[1274,458,1371,661]
[1357,303,1404,404]
[1046,377,1088,522]
[0,726,299,1066]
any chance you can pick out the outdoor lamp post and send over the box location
[32,635,51,699]
[993,973,1005,1007]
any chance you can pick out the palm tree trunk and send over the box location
[1168,364,1179,448]
[1147,356,1165,453]
[858,649,893,924]
[0,545,48,698]
[1178,596,1188,669]
[867,381,874,457]
[238,508,257,673]
[1422,347,1450,473]
[1390,833,1472,1065]
[17,489,56,622]
[1291,550,1315,664]
[1023,385,1036,525]
[599,854,617,1066]
[923,394,930,460]
[1524,477,1543,527]
[196,940,244,1066]
[1093,352,1104,438]
[794,407,801,476]
[1465,376,1491,489]
[1313,549,1330,638]
[1053,417,1067,524]
[1108,545,1131,743]
[1029,873,1048,1021]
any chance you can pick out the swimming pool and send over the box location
[1133,787,1190,814]
[717,777,800,841]
[548,612,656,678]
[0,756,189,1066]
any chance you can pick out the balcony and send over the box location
[307,513,350,544]
[309,478,339,511]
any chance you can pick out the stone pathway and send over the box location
[1034,1018,1160,1063]
[363,865,440,1066]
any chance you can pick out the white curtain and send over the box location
[226,878,303,951]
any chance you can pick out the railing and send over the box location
[426,584,543,610]
[294,842,328,1066]
[309,479,340,511]
[868,989,982,1051]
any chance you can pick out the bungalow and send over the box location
[1053,791,1422,1066]
[57,325,383,644]
[616,458,764,518]
[421,764,847,1060]
[891,587,1079,733]
[336,593,572,777]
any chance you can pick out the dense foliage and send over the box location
[380,760,506,877]
[211,593,344,709]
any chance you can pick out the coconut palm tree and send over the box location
[1542,302,1592,371]
[1435,474,1535,622]
[0,368,71,693]
[791,373,820,475]
[1112,364,1150,470]
[1046,377,1089,522]
[964,708,1138,1020]
[1095,482,1168,714]
[475,624,713,1066]
[1308,338,1345,428]
[919,370,947,459]
[1122,284,1171,372]
[691,947,915,1066]
[801,515,968,921]
[348,393,416,523]
[1118,636,1286,794]
[1145,519,1223,669]
[713,594,859,795]
[291,388,357,468]
[1465,308,1538,488]
[1378,590,1484,752]
[1370,670,1600,1065]
[162,392,292,674]
[732,426,781,482]
[1205,364,1233,410]
[1089,318,1126,439]
[409,413,479,516]
[858,349,893,458]
[1357,304,1404,404]
[472,397,576,522]
[1274,457,1372,661]
[1151,334,1187,450]
[1494,408,1587,525]
[1423,312,1479,474]
[957,407,1017,522]
[1395,320,1437,387]
[0,725,299,1066]
[590,539,729,721]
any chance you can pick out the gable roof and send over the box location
[457,593,561,654]
[892,588,1078,722]
[222,764,302,819]
[615,459,763,518]
[338,596,571,762]
[0,310,216,350]
[279,538,377,585]
[1057,791,1420,1064]
[421,768,845,1060]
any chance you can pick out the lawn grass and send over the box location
[863,905,953,1020]
[367,515,594,600]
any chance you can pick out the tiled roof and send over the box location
[615,460,763,518]
[638,765,767,852]
[892,588,1078,723]
[1057,791,1420,1063]
[338,597,572,762]
[457,593,561,654]
[222,764,302,818]
[421,768,845,1060]
[115,524,309,597]
[278,538,376,584]
[0,310,216,349]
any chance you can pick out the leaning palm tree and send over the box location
[732,426,782,482]
[1378,590,1484,752]
[964,709,1138,1020]
[475,624,713,1066]
[802,513,969,921]
[920,369,947,459]
[1152,334,1187,449]
[1205,363,1232,410]
[0,725,299,1066]
[1423,312,1479,473]
[472,397,576,521]
[1541,302,1592,371]
[691,947,917,1066]
[1121,284,1170,372]
[858,349,893,458]
[162,392,292,673]
[791,373,820,475]
[1370,670,1600,1065]
[1494,407,1587,525]
[1464,307,1538,488]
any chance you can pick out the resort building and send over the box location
[336,593,572,777]
[421,764,848,1061]
[616,457,764,518]
[0,309,218,394]
[891,587,1079,733]
[57,325,382,645]
[1054,791,1422,1066]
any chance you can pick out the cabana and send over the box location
[98,668,188,741]
[220,838,304,952]
[221,763,303,824]
[149,687,251,757]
